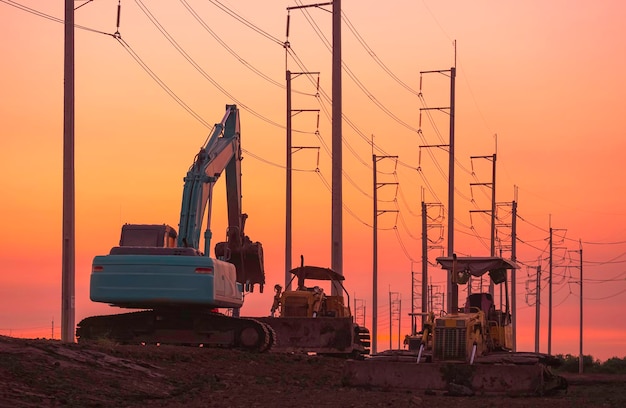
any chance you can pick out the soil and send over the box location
[1,335,625,408]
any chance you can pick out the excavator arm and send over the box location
[177,104,264,292]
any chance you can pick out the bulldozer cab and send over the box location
[464,293,494,315]
[274,265,350,318]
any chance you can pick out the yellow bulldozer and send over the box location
[344,256,567,396]
[255,260,370,358]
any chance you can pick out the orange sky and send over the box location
[1,1,625,361]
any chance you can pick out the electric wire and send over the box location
[135,0,288,131]
[0,0,116,37]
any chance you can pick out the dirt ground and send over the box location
[1,335,625,408]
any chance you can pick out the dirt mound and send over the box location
[0,336,623,407]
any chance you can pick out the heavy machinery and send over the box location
[76,105,274,352]
[344,256,567,395]
[255,257,371,358]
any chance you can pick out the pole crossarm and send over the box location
[291,109,320,117]
[287,2,333,11]
[420,69,452,77]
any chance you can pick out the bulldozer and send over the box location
[343,256,568,396]
[254,258,371,358]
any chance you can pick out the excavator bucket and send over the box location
[215,239,265,293]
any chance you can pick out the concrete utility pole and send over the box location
[62,0,76,343]
[330,0,342,296]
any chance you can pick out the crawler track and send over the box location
[76,309,274,352]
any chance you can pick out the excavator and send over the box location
[76,105,274,352]
[344,256,568,395]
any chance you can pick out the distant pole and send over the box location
[62,0,76,343]
[548,225,553,355]
[421,200,428,330]
[398,298,401,349]
[579,242,584,374]
[421,201,428,328]
[389,289,392,350]
[489,153,496,298]
[534,262,541,353]
[511,196,518,351]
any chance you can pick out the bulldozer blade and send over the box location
[256,317,357,354]
[343,359,567,396]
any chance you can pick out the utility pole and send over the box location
[286,0,340,293]
[421,202,428,328]
[389,290,401,350]
[419,55,456,312]
[285,68,319,289]
[330,0,343,296]
[418,198,443,330]
[372,154,398,354]
[570,241,584,373]
[285,69,292,289]
[62,0,76,343]
[548,224,567,356]
[534,262,541,353]
[578,241,583,374]
[469,153,496,296]
[511,194,518,351]
[372,155,378,354]
[548,224,552,355]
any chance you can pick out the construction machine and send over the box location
[255,257,371,358]
[76,105,274,352]
[344,256,567,395]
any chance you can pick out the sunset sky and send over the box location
[1,1,625,361]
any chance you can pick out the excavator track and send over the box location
[76,309,274,352]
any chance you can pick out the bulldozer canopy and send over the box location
[289,266,345,281]
[435,256,518,277]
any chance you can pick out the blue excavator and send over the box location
[76,105,274,351]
